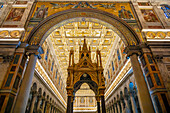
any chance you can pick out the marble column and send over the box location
[126,48,155,113]
[112,105,115,113]
[13,53,38,113]
[109,106,112,113]
[42,98,46,113]
[51,106,53,113]
[29,91,37,113]
[101,96,106,113]
[67,96,72,113]
[117,102,120,113]
[129,90,138,113]
[120,100,124,112]
[46,101,51,113]
[124,97,130,113]
[114,103,117,113]
[37,95,42,112]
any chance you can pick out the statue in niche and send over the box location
[118,6,133,19]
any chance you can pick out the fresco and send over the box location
[141,9,159,22]
[6,8,25,21]
[31,2,135,21]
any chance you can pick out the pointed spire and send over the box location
[83,38,87,50]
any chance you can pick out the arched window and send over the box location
[61,81,63,89]
[112,61,114,71]
[108,70,110,79]
[58,76,61,85]
[45,48,49,61]
[117,49,121,61]
[55,69,58,79]
[51,60,54,71]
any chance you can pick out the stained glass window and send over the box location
[51,61,54,71]
[45,48,49,61]
[108,70,110,79]
[13,76,20,89]
[153,95,162,113]
[144,67,149,75]
[161,5,170,19]
[55,69,58,79]
[61,82,63,89]
[151,65,156,71]
[154,73,161,86]
[140,57,146,67]
[147,74,154,88]
[117,49,121,61]
[5,74,13,87]
[147,55,153,64]
[112,61,114,71]
[13,55,20,64]
[58,76,61,85]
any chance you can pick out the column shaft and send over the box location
[130,54,154,113]
[124,98,130,113]
[101,96,106,113]
[130,93,138,113]
[37,96,42,112]
[71,102,73,113]
[42,99,46,113]
[114,104,117,113]
[13,54,38,113]
[97,102,101,113]
[117,102,120,113]
[66,96,72,113]
[29,93,37,113]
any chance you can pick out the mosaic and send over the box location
[31,2,135,21]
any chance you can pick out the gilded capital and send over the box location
[124,45,141,57]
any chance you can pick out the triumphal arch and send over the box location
[66,39,106,113]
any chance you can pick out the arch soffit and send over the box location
[74,71,98,85]
[27,9,140,46]
[73,80,98,95]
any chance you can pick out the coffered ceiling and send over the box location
[47,21,120,83]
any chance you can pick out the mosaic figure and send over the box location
[141,9,159,22]
[32,5,48,20]
[119,6,133,19]
[6,8,25,21]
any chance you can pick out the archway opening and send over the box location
[74,83,97,113]
[28,8,142,113]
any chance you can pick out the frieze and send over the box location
[145,31,170,41]
[0,30,23,39]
